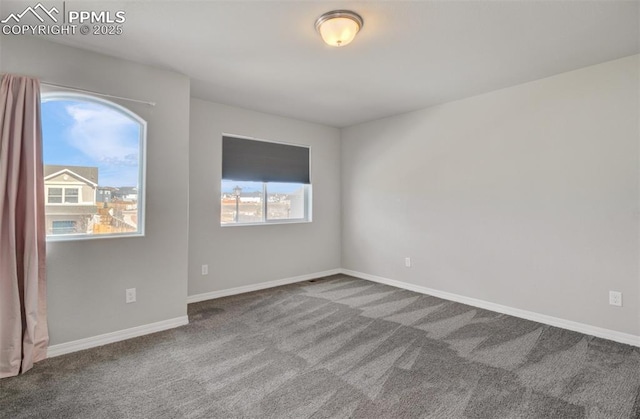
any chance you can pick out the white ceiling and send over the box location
[6,1,639,127]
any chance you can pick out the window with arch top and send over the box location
[41,92,146,240]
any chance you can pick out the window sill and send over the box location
[46,232,144,242]
[220,219,311,227]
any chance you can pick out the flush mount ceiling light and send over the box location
[315,10,363,47]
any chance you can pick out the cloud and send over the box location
[65,102,141,169]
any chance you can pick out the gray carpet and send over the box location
[1,274,639,418]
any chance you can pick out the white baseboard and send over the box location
[47,316,189,358]
[341,269,640,348]
[47,267,638,358]
[47,269,341,358]
[187,268,342,304]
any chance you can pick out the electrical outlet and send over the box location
[405,257,411,268]
[126,288,136,304]
[201,264,208,275]
[609,291,622,307]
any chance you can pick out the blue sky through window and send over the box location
[42,99,141,187]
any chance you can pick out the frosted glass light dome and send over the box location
[315,10,363,47]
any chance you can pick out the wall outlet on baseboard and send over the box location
[201,264,209,275]
[126,288,136,304]
[609,291,622,307]
[405,257,411,268]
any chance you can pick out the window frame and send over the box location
[220,134,312,227]
[41,91,148,241]
[51,220,78,235]
[63,188,79,203]
[47,187,63,204]
[221,181,312,227]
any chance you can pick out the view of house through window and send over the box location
[221,181,308,224]
[220,135,311,225]
[41,93,146,239]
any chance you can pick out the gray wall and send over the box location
[188,99,341,297]
[2,36,636,345]
[341,55,640,336]
[1,37,190,345]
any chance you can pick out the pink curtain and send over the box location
[0,74,49,378]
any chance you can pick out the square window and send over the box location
[221,180,311,225]
[51,220,77,235]
[48,188,62,204]
[220,136,311,226]
[64,188,79,203]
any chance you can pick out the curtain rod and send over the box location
[40,81,156,107]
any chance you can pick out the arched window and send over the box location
[41,93,146,239]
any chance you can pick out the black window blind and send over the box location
[222,136,310,184]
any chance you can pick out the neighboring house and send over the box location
[240,191,262,203]
[44,165,99,236]
[112,186,138,202]
[96,186,117,204]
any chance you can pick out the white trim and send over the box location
[341,269,640,348]
[45,203,96,206]
[46,316,189,358]
[45,184,95,205]
[221,219,311,228]
[220,183,311,226]
[46,268,638,359]
[41,92,147,240]
[41,81,156,107]
[44,168,98,187]
[187,269,342,304]
[46,181,87,186]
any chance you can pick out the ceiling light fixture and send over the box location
[315,10,363,47]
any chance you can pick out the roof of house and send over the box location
[44,165,99,185]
